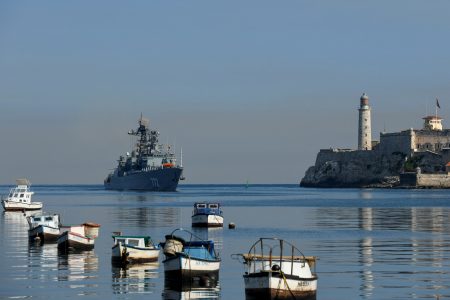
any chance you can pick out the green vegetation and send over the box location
[404,156,422,172]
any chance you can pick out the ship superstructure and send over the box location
[104,115,183,191]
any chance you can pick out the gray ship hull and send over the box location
[105,168,183,191]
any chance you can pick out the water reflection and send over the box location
[359,237,374,299]
[57,250,99,293]
[314,206,450,299]
[2,211,39,249]
[28,242,58,264]
[359,190,373,200]
[163,274,220,300]
[3,210,39,228]
[111,262,159,294]
[111,206,180,228]
[316,207,450,232]
[359,207,373,231]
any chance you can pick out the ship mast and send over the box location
[180,147,183,167]
[128,115,158,156]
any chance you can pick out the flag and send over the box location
[436,98,441,109]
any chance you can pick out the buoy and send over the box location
[228,222,236,229]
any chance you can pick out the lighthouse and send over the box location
[358,93,372,150]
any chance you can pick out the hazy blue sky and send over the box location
[1,1,450,184]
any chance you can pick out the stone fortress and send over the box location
[301,93,450,188]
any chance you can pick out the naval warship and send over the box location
[104,115,184,191]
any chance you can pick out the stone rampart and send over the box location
[400,172,450,188]
[417,174,450,187]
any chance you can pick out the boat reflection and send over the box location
[28,242,58,263]
[57,250,99,284]
[163,273,220,300]
[3,210,40,227]
[111,262,159,294]
[2,211,41,246]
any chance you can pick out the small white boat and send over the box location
[1,179,42,211]
[161,228,221,280]
[57,222,100,252]
[191,203,223,227]
[235,238,318,300]
[27,214,61,242]
[112,233,160,264]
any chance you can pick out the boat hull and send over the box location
[244,272,317,300]
[112,243,160,263]
[104,167,183,191]
[57,231,95,251]
[2,200,42,211]
[191,214,224,227]
[163,254,220,279]
[28,225,60,242]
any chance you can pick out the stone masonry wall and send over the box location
[378,130,414,156]
[401,173,450,188]
[417,174,450,187]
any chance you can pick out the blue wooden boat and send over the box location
[161,228,221,281]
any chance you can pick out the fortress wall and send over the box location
[417,174,450,188]
[378,131,413,155]
[315,149,377,166]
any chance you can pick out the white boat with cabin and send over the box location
[234,238,318,300]
[27,214,61,242]
[112,233,160,264]
[1,179,42,211]
[191,203,223,227]
[57,222,100,251]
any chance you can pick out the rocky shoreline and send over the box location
[299,149,405,188]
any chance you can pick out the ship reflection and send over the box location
[111,206,180,228]
[111,262,159,294]
[163,274,220,300]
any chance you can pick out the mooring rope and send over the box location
[280,270,296,299]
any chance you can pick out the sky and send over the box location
[1,1,450,184]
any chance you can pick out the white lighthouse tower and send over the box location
[358,93,372,150]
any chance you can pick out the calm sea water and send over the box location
[0,184,449,299]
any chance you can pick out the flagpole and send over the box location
[436,101,438,119]
[436,97,440,119]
